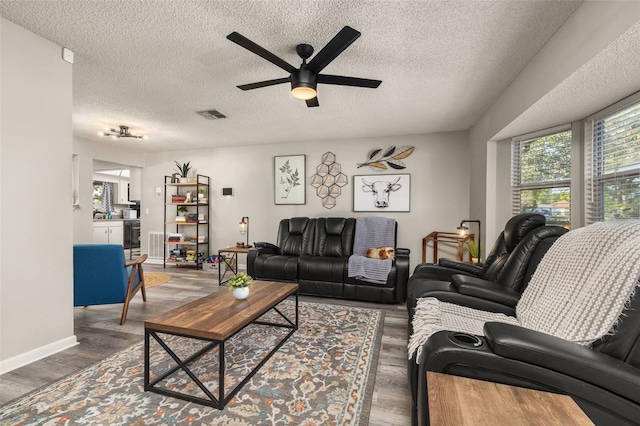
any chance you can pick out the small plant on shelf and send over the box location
[174,161,191,178]
[228,272,253,289]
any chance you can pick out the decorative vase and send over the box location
[232,287,250,300]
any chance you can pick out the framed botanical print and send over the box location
[353,173,410,212]
[274,155,306,205]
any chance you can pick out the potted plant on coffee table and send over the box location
[229,272,253,300]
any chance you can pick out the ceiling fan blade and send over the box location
[305,26,361,74]
[227,32,296,74]
[306,97,319,107]
[237,78,290,91]
[317,74,382,88]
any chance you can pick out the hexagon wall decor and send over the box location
[310,152,348,209]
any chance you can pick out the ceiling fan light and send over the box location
[291,86,316,100]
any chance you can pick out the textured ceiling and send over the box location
[0,0,581,152]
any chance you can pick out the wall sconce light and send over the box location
[457,219,482,261]
[222,187,233,196]
[239,216,249,247]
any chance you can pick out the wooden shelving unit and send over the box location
[163,175,210,268]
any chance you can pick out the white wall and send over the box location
[141,132,470,270]
[0,18,75,372]
[469,0,640,245]
[72,137,144,243]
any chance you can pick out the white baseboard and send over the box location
[0,335,78,375]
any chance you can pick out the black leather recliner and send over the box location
[415,287,640,425]
[407,221,567,422]
[408,224,567,321]
[407,214,567,324]
[411,213,547,283]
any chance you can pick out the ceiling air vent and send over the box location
[196,109,227,120]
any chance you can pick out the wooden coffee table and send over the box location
[144,280,299,408]
[427,371,593,425]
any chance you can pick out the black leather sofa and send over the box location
[415,286,640,425]
[247,217,410,303]
[406,215,568,423]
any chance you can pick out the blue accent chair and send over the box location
[73,244,148,324]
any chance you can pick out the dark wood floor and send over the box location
[0,264,411,425]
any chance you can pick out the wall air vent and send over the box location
[196,109,227,120]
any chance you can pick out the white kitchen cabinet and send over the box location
[93,221,124,245]
[129,167,141,201]
[116,180,134,205]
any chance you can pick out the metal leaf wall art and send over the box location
[357,145,415,172]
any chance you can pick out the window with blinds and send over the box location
[511,129,572,228]
[586,101,640,223]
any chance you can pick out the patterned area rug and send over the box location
[0,301,384,425]
[144,272,172,288]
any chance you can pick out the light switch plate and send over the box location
[62,47,74,64]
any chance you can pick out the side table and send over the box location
[427,371,593,425]
[217,246,250,285]
[422,231,475,264]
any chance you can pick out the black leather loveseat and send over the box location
[247,217,410,303]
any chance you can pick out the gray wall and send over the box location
[0,18,75,372]
[141,132,470,269]
[469,1,640,244]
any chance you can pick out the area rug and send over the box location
[144,272,172,288]
[0,300,384,425]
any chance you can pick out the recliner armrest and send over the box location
[451,275,520,307]
[438,258,482,276]
[396,247,410,258]
[394,248,411,303]
[253,241,281,254]
[484,322,640,404]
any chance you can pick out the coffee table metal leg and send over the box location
[144,328,150,389]
[219,340,225,405]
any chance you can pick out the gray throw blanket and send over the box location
[348,217,396,284]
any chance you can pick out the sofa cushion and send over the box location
[252,253,299,281]
[277,217,315,256]
[312,217,355,257]
[298,255,348,283]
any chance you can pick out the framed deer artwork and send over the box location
[353,173,411,212]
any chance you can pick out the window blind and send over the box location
[586,101,640,223]
[511,129,572,227]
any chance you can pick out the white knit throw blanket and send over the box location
[408,220,640,360]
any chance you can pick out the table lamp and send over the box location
[239,216,249,247]
[457,219,481,261]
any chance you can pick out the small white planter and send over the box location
[232,287,250,300]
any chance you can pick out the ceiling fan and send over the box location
[227,26,382,107]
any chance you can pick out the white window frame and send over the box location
[585,92,640,224]
[511,124,572,224]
